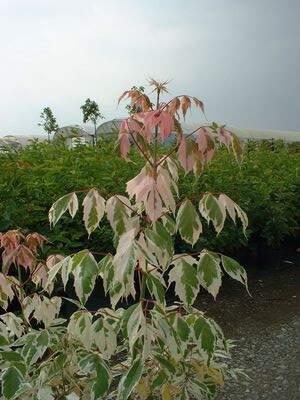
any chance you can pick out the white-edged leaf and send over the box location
[0,273,15,311]
[91,359,111,399]
[144,222,174,269]
[82,188,106,235]
[92,318,117,359]
[20,330,50,365]
[176,199,202,245]
[198,252,222,299]
[146,270,166,306]
[49,193,78,226]
[1,366,24,399]
[193,316,216,363]
[169,255,198,306]
[78,353,111,398]
[127,303,145,352]
[71,251,98,304]
[98,254,114,294]
[218,194,248,234]
[161,214,176,235]
[46,256,72,290]
[117,356,143,400]
[0,313,24,338]
[106,195,132,236]
[199,193,225,234]
[68,311,93,350]
[113,229,136,283]
[221,255,249,293]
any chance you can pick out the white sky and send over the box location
[0,0,299,136]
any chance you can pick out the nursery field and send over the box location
[0,138,299,256]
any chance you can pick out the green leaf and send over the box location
[169,255,198,306]
[1,366,24,399]
[117,356,143,400]
[221,255,249,293]
[49,192,78,226]
[176,199,202,245]
[82,188,106,236]
[71,251,98,304]
[198,252,222,299]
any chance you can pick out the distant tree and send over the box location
[125,85,147,115]
[80,98,104,145]
[38,107,59,142]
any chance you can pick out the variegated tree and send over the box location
[0,80,249,400]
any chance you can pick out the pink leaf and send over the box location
[16,245,36,270]
[218,127,232,147]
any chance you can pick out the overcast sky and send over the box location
[0,0,299,136]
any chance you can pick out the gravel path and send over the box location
[195,257,300,400]
[217,316,300,400]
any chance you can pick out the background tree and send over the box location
[38,107,59,142]
[125,85,148,115]
[80,98,104,145]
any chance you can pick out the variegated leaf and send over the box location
[169,255,198,306]
[49,192,78,226]
[82,188,106,235]
[218,194,248,234]
[193,316,216,363]
[1,366,24,399]
[71,251,98,305]
[113,229,136,290]
[117,356,143,400]
[146,270,166,306]
[221,255,249,293]
[199,193,226,234]
[106,195,132,236]
[0,273,15,310]
[68,311,93,350]
[198,251,222,299]
[176,199,202,245]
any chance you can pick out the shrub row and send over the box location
[0,138,299,256]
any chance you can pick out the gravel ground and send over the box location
[195,253,300,400]
[217,316,300,400]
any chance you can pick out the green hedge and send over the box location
[0,139,299,255]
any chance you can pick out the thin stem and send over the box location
[127,130,154,167]
[140,274,146,301]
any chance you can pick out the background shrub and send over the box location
[0,138,299,255]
